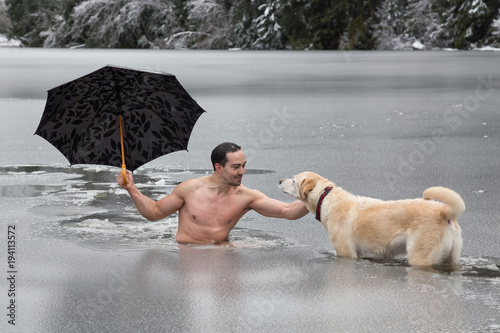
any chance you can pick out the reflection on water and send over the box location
[315,251,500,281]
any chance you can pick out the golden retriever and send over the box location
[279,172,465,267]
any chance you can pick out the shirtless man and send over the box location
[117,142,308,244]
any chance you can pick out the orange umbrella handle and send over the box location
[122,164,127,185]
[119,114,127,185]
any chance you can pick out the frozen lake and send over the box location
[1,48,500,332]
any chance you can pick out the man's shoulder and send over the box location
[182,175,209,185]
[237,185,266,198]
[174,176,209,192]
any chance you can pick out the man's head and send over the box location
[211,142,246,186]
[211,142,242,170]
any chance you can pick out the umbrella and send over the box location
[35,65,206,184]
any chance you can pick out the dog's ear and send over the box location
[299,178,316,201]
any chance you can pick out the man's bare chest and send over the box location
[182,191,250,226]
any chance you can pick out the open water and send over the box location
[0,48,500,332]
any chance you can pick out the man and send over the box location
[117,142,308,244]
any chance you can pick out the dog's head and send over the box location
[279,172,333,205]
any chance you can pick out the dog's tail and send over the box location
[423,187,465,220]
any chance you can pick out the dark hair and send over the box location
[211,142,241,170]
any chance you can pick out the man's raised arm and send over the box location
[117,170,184,221]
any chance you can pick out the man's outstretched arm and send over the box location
[117,170,184,221]
[249,190,309,220]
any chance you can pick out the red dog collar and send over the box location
[316,187,333,222]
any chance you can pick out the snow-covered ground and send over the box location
[474,45,500,51]
[0,33,22,47]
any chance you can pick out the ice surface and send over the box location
[1,49,500,332]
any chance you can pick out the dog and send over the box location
[279,172,465,267]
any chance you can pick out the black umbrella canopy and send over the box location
[35,65,206,171]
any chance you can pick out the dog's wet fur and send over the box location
[280,172,465,267]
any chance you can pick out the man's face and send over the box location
[217,150,246,186]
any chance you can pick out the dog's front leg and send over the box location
[331,238,358,259]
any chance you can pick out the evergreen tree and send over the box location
[487,9,500,47]
[59,0,180,48]
[252,1,284,49]
[308,0,346,49]
[3,0,500,49]
[279,0,308,49]
[373,0,406,50]
[404,0,445,48]
[436,0,499,49]
[305,0,379,50]
[0,0,11,34]
[231,0,265,49]
[6,0,61,46]
[340,0,379,50]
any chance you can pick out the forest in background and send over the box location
[0,0,499,50]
